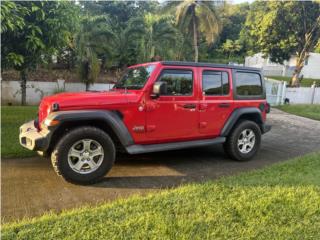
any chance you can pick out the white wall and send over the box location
[245,52,320,78]
[245,53,284,68]
[262,66,283,76]
[300,53,320,79]
[1,80,114,105]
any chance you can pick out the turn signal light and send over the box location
[44,119,60,126]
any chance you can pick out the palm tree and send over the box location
[76,15,114,90]
[109,17,146,67]
[164,0,221,62]
[142,13,177,61]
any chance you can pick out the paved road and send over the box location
[2,109,320,222]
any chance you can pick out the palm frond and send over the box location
[176,0,193,27]
[196,2,221,44]
[161,1,182,15]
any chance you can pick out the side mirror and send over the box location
[151,81,167,99]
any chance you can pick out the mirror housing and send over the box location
[151,81,167,99]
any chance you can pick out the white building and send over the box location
[245,52,320,79]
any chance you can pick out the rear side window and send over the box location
[157,69,193,96]
[236,72,262,96]
[202,71,229,95]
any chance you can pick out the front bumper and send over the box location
[19,121,50,151]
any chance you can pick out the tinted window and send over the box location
[158,70,193,96]
[236,72,262,96]
[203,71,229,95]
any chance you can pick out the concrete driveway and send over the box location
[2,109,320,223]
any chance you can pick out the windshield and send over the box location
[113,65,156,90]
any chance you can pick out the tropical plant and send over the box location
[164,0,221,62]
[76,15,114,90]
[109,17,146,67]
[222,39,242,59]
[1,1,79,105]
[0,1,27,34]
[140,13,177,61]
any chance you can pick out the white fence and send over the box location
[1,79,320,105]
[1,80,114,105]
[265,78,320,105]
[285,87,320,104]
[265,78,286,105]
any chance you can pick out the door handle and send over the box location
[218,103,231,108]
[181,104,196,109]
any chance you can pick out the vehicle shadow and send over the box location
[90,144,274,189]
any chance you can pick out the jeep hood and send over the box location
[38,90,139,123]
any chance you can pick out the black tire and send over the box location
[223,120,261,161]
[51,126,115,184]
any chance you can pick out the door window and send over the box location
[202,71,229,95]
[157,69,193,96]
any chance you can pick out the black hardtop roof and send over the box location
[161,61,261,72]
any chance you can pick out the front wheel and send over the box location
[51,126,115,184]
[223,120,261,161]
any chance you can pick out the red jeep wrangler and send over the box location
[20,61,271,184]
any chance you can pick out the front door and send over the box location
[198,67,234,137]
[146,67,199,143]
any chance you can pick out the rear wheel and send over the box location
[51,126,115,184]
[223,120,261,161]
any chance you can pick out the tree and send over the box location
[1,1,79,105]
[76,15,114,90]
[244,1,320,86]
[79,1,149,69]
[140,13,177,61]
[164,0,221,62]
[109,17,146,67]
[222,39,242,59]
[211,2,249,62]
[218,3,249,44]
[315,39,320,53]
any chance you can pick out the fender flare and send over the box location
[47,110,134,147]
[220,107,263,137]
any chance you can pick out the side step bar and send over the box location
[126,137,226,154]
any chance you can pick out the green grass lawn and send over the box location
[2,152,320,240]
[266,75,320,87]
[276,104,320,121]
[1,106,38,158]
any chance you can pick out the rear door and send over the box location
[145,67,199,142]
[198,67,234,137]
